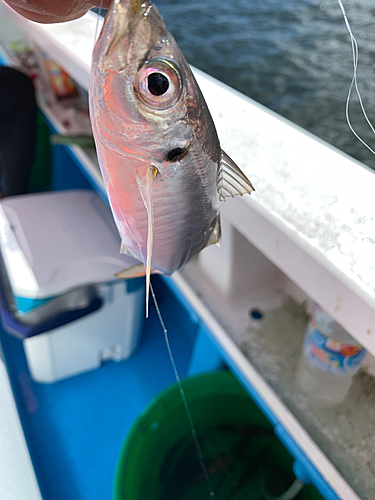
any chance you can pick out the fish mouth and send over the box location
[103,0,146,70]
[129,0,143,13]
[102,0,168,75]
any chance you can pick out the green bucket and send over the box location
[114,371,324,500]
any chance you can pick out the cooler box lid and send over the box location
[0,190,138,299]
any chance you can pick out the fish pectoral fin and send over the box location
[120,241,131,255]
[206,216,221,247]
[218,149,255,201]
[115,264,161,279]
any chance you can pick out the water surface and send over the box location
[157,0,375,170]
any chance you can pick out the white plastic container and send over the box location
[296,304,366,407]
[0,190,145,383]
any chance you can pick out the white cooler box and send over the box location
[0,190,145,383]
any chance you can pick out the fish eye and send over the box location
[135,58,181,110]
[148,73,169,96]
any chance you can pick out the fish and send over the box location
[89,0,254,313]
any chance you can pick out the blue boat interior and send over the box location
[0,53,340,500]
[1,277,198,500]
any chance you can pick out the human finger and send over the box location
[4,0,112,24]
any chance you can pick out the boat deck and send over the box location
[0,278,196,500]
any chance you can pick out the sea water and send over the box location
[157,0,375,170]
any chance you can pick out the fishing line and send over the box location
[94,0,104,48]
[337,0,375,155]
[136,167,215,498]
[149,281,216,499]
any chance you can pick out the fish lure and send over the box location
[89,0,254,314]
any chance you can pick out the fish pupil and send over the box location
[148,72,169,96]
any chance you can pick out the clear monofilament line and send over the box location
[149,282,216,499]
[94,0,104,47]
[337,0,375,155]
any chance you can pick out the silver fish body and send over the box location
[90,0,253,276]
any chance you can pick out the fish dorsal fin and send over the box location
[218,150,255,202]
